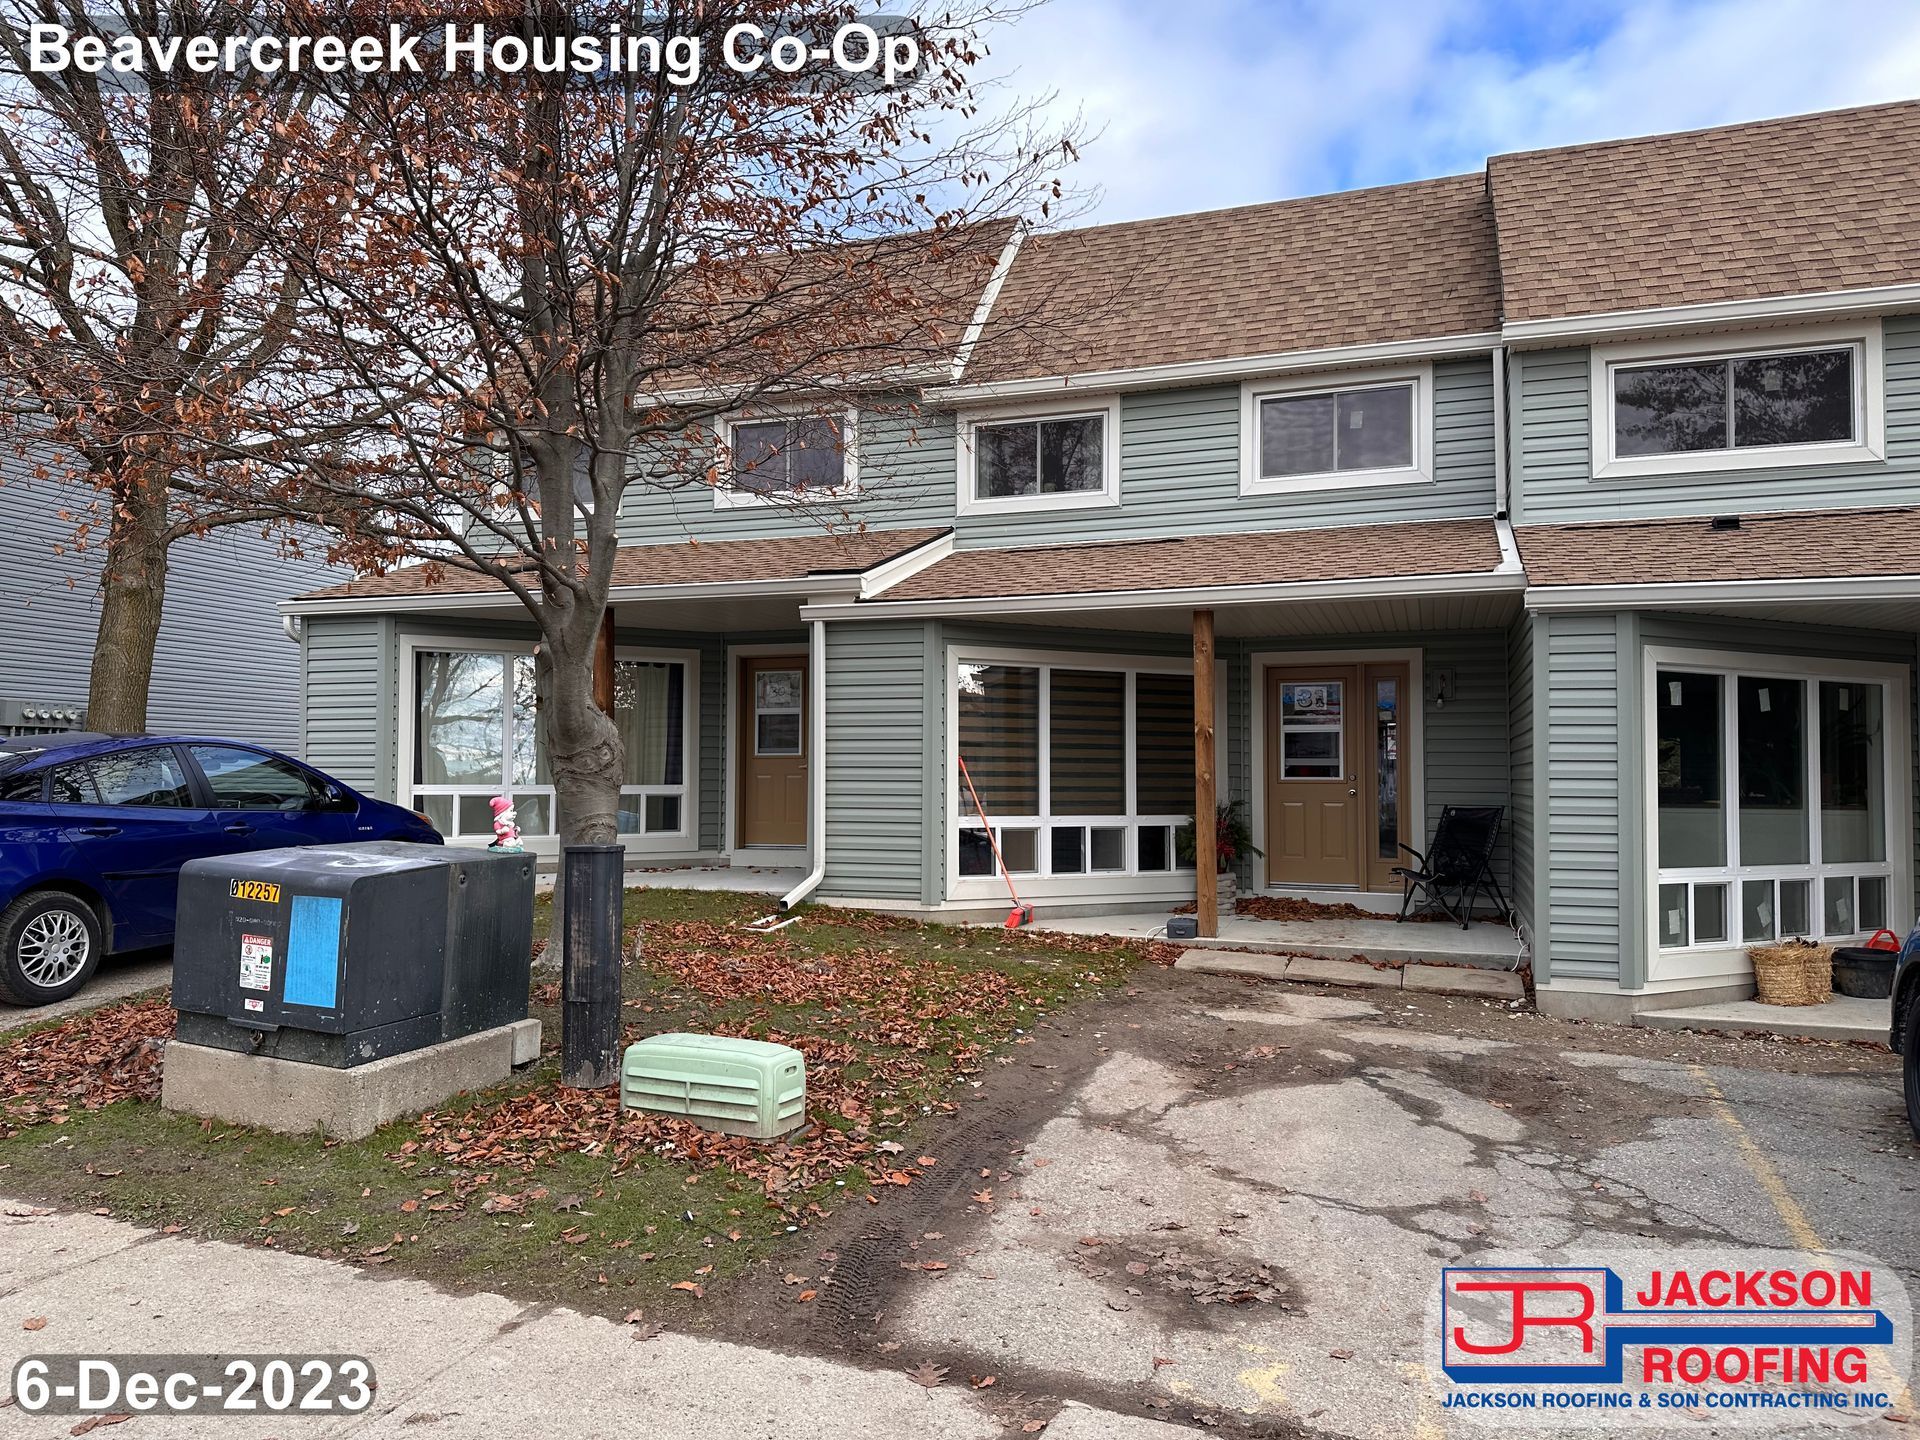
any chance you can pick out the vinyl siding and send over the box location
[301,615,391,792]
[1,465,344,749]
[955,356,1499,548]
[1510,311,1920,522]
[820,620,931,901]
[1540,614,1624,983]
[617,408,953,546]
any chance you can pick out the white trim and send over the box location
[932,330,1503,403]
[723,641,812,861]
[1589,321,1886,480]
[954,395,1123,518]
[1503,280,1920,347]
[1238,364,1434,496]
[943,643,1199,905]
[1639,644,1912,986]
[806,561,1526,624]
[951,227,1025,382]
[857,529,954,599]
[1526,573,1920,612]
[399,631,701,855]
[282,571,855,619]
[1248,648,1425,893]
[711,406,860,509]
[1490,346,1509,517]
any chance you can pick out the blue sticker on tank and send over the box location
[282,895,343,1009]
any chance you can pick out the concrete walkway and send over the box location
[1635,993,1892,1044]
[0,1204,1175,1439]
[0,954,171,1035]
[1036,910,1525,970]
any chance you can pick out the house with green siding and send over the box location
[281,100,1920,1023]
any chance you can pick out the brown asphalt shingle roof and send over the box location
[1489,100,1920,323]
[1517,507,1920,587]
[296,527,950,601]
[873,519,1507,603]
[963,174,1501,382]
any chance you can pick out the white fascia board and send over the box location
[280,572,858,618]
[857,529,956,599]
[1524,574,1920,612]
[1502,281,1920,347]
[802,566,1525,623]
[950,228,1025,383]
[930,331,1503,403]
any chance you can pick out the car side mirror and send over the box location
[315,785,355,813]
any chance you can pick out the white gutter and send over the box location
[779,616,829,912]
[1525,574,1920,612]
[279,571,863,619]
[930,330,1504,403]
[280,613,303,643]
[802,564,1525,624]
[1501,280,1920,347]
[1490,345,1509,518]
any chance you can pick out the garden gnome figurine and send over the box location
[488,795,523,852]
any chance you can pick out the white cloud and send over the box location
[973,0,1920,223]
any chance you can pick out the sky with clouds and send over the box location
[969,0,1920,226]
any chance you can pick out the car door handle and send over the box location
[78,824,121,838]
[224,821,255,836]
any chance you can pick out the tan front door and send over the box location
[737,656,808,848]
[1265,663,1410,889]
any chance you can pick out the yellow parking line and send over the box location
[1689,1063,1914,1413]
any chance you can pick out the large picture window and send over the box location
[954,655,1193,884]
[1652,658,1900,951]
[956,400,1120,516]
[1240,367,1431,494]
[411,645,692,842]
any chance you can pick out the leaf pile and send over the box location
[405,916,1156,1208]
[0,999,173,1138]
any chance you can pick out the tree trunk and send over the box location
[86,476,171,734]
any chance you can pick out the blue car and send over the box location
[1895,923,1920,1141]
[0,733,439,1006]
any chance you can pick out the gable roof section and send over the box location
[292,527,951,604]
[1489,101,1920,325]
[961,174,1501,383]
[870,519,1510,605]
[1517,507,1920,588]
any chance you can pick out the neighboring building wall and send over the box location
[955,356,1500,549]
[1509,312,1920,523]
[2,470,342,748]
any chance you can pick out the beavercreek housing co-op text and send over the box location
[24,20,922,87]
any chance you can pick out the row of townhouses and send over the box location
[282,101,1920,1023]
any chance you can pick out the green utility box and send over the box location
[620,1033,807,1141]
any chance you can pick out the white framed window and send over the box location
[1238,365,1432,495]
[402,636,698,849]
[713,409,858,508]
[955,397,1121,517]
[1644,647,1909,959]
[1591,322,1885,479]
[949,647,1195,894]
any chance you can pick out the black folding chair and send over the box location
[1392,805,1509,929]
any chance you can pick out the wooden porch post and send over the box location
[1193,609,1217,938]
[592,610,616,716]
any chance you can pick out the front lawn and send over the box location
[0,890,1161,1319]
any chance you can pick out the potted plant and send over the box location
[1177,801,1261,909]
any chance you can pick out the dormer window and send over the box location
[956,399,1121,516]
[716,411,856,507]
[1239,365,1433,494]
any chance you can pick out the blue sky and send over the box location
[974,0,1920,224]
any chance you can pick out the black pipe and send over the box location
[561,843,624,1089]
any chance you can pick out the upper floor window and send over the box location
[716,412,855,508]
[1239,366,1432,495]
[1592,324,1885,480]
[956,399,1120,517]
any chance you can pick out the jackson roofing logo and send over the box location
[1430,1251,1913,1427]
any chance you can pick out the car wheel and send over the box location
[1905,993,1920,1144]
[0,891,104,1007]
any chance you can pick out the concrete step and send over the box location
[1174,950,1527,1000]
[1633,996,1891,1045]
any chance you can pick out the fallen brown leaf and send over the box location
[904,1361,948,1388]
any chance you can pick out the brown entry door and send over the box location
[1266,663,1410,889]
[737,656,808,848]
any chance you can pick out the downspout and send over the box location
[281,613,303,643]
[778,617,828,911]
[1490,344,1510,519]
